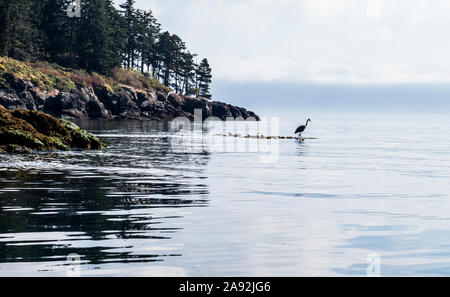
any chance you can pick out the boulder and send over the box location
[0,105,106,153]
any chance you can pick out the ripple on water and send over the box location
[0,118,450,276]
[0,125,210,273]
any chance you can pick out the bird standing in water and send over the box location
[295,119,312,139]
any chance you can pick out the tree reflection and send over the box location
[0,122,210,265]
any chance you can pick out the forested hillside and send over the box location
[0,0,212,98]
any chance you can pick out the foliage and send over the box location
[0,56,171,94]
[197,58,213,99]
[110,67,170,92]
[0,0,212,97]
[0,56,76,91]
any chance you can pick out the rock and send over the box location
[60,119,81,131]
[86,99,109,119]
[183,97,212,119]
[1,73,259,121]
[0,105,106,153]
[210,101,233,119]
[0,144,32,154]
[167,93,183,107]
[44,91,87,118]
[70,129,103,150]
[43,87,112,119]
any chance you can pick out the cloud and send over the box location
[124,0,450,85]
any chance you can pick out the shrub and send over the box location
[0,56,76,91]
[110,67,171,93]
[110,68,145,89]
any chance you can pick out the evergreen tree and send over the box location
[135,9,160,74]
[40,0,72,63]
[0,0,11,56]
[76,0,123,73]
[1,0,41,60]
[157,32,184,87]
[196,58,212,99]
[180,52,197,96]
[0,0,213,96]
[119,0,137,69]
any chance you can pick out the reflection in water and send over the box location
[0,120,209,270]
[1,117,450,276]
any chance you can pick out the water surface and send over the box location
[0,114,450,276]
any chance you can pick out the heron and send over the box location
[295,119,312,139]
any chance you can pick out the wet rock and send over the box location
[70,129,103,150]
[0,105,106,153]
[0,144,32,154]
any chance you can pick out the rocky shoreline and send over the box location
[0,72,259,121]
[0,105,106,153]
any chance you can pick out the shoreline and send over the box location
[0,58,259,122]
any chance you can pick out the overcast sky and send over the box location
[122,0,450,86]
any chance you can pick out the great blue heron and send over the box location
[295,119,312,139]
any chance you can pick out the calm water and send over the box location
[1,113,450,276]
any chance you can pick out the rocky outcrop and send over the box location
[0,74,259,121]
[0,105,106,153]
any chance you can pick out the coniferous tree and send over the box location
[119,0,137,69]
[1,0,41,60]
[0,0,11,56]
[29,0,49,60]
[136,9,160,74]
[76,0,122,73]
[157,32,183,86]
[197,58,212,99]
[181,52,197,96]
[0,0,214,96]
[41,0,72,63]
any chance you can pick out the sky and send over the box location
[116,0,450,113]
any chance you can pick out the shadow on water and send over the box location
[0,120,210,267]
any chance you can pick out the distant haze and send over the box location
[213,82,450,115]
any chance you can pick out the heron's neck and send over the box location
[305,121,309,126]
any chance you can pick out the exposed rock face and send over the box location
[0,74,259,121]
[44,88,112,119]
[0,105,106,153]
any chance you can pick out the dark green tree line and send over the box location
[0,0,212,99]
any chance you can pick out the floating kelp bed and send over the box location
[213,133,318,141]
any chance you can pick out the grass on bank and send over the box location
[0,56,171,94]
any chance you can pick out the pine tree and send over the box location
[157,32,184,86]
[76,0,123,73]
[1,0,41,60]
[0,0,11,56]
[181,52,197,96]
[40,0,71,63]
[0,0,213,96]
[119,0,137,69]
[29,0,48,60]
[135,9,160,74]
[197,58,212,99]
